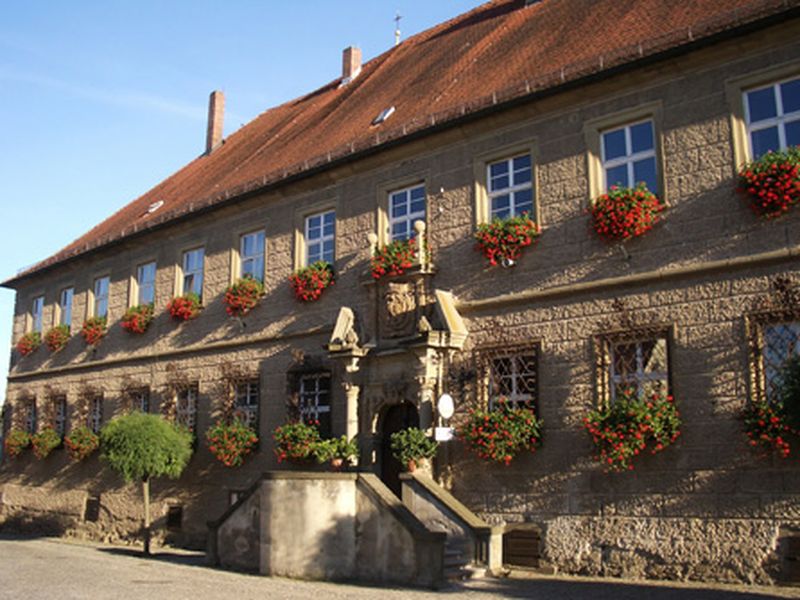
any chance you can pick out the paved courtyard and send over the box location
[0,535,797,600]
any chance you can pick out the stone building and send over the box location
[2,0,800,586]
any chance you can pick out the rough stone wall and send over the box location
[1,19,799,584]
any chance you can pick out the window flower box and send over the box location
[223,276,265,317]
[120,304,154,334]
[3,429,31,458]
[206,419,258,467]
[64,426,100,461]
[456,398,542,465]
[166,293,202,321]
[371,238,418,279]
[738,146,800,218]
[44,324,70,353]
[273,421,320,463]
[31,427,61,460]
[288,261,334,302]
[16,332,41,357]
[474,214,540,267]
[81,316,107,346]
[589,183,665,241]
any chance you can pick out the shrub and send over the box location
[371,238,417,279]
[738,146,800,217]
[206,420,259,467]
[289,261,335,302]
[31,427,61,459]
[44,324,70,353]
[457,399,543,465]
[223,276,265,317]
[16,332,41,357]
[167,293,202,321]
[3,429,31,458]
[584,388,681,472]
[64,426,100,461]
[589,183,665,241]
[474,214,540,267]
[120,304,154,334]
[81,316,107,346]
[273,421,320,462]
[390,427,438,469]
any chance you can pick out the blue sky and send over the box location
[0,1,480,407]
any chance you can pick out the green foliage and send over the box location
[780,354,800,430]
[273,421,320,462]
[100,413,193,482]
[474,213,540,266]
[4,429,31,458]
[313,435,358,464]
[64,426,100,461]
[31,427,61,460]
[457,399,543,465]
[390,427,438,467]
[206,420,259,467]
[370,238,418,279]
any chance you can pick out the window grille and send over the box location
[52,396,67,437]
[88,396,103,434]
[476,343,540,411]
[749,317,800,404]
[595,329,670,406]
[299,373,332,437]
[176,385,198,432]
[234,380,260,430]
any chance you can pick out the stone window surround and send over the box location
[726,60,800,169]
[178,245,206,300]
[231,227,267,285]
[375,173,430,247]
[583,100,666,203]
[292,199,337,271]
[473,141,540,227]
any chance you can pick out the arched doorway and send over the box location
[379,402,419,497]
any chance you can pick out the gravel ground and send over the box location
[0,535,798,600]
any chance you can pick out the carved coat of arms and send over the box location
[381,282,416,338]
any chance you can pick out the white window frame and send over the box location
[88,396,103,434]
[53,396,67,437]
[487,154,534,220]
[234,380,260,429]
[59,287,74,330]
[487,351,538,410]
[31,296,44,334]
[601,119,658,193]
[176,385,198,432]
[744,76,800,158]
[182,248,205,299]
[299,373,331,434]
[93,276,110,319]
[136,262,156,306]
[305,210,335,266]
[608,336,669,404]
[239,230,265,282]
[388,184,426,242]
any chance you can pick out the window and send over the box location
[24,398,37,435]
[388,184,425,242]
[601,120,658,194]
[606,335,669,404]
[132,388,150,413]
[136,262,156,305]
[234,380,259,430]
[59,287,74,329]
[486,349,538,410]
[176,385,198,432]
[182,248,204,299]
[52,396,67,437]
[240,230,265,282]
[31,296,44,334]
[305,211,335,265]
[744,77,800,159]
[93,276,110,318]
[88,396,103,434]
[488,154,533,220]
[760,321,799,403]
[299,374,331,437]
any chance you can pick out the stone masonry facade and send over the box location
[2,15,800,585]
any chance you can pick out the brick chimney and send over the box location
[205,90,225,155]
[341,46,362,85]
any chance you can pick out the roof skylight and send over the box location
[372,106,395,126]
[147,200,164,214]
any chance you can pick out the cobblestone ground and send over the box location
[0,536,798,600]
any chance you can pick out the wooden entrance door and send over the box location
[379,402,419,497]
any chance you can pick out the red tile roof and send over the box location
[6,0,798,285]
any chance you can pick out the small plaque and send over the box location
[434,426,454,441]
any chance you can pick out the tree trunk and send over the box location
[142,476,151,556]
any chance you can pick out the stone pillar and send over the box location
[344,381,360,443]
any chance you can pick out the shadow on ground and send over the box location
[97,546,207,568]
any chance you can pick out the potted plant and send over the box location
[64,426,100,461]
[370,238,418,279]
[584,387,681,472]
[273,421,321,463]
[313,435,358,470]
[288,261,335,302]
[166,292,202,321]
[81,316,107,346]
[589,183,665,241]
[31,427,61,459]
[456,398,543,465]
[206,419,259,467]
[16,332,41,357]
[3,429,31,458]
[223,276,265,317]
[738,146,800,218]
[390,427,438,472]
[44,324,70,353]
[120,304,154,334]
[474,213,540,267]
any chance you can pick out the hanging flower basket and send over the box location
[288,261,335,302]
[31,427,61,460]
[474,214,540,267]
[738,146,800,217]
[120,304,154,334]
[167,293,202,321]
[44,325,70,353]
[3,429,31,458]
[456,398,543,465]
[273,421,320,463]
[16,332,41,357]
[223,276,265,317]
[206,419,259,467]
[589,183,665,241]
[371,238,417,279]
[81,316,107,346]
[64,426,100,461]
[584,388,681,472]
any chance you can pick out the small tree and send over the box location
[100,413,193,555]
